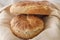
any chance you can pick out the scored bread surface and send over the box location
[10,15,44,39]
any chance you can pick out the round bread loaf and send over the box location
[10,15,44,39]
[10,1,53,15]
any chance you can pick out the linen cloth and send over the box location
[0,0,60,40]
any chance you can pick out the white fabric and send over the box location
[0,7,60,40]
[0,0,60,40]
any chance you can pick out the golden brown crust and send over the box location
[10,15,44,39]
[10,1,53,15]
